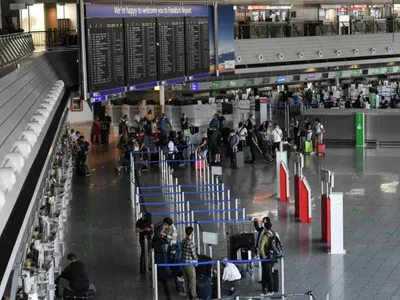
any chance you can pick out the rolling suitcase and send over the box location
[304,141,313,154]
[255,144,273,163]
[243,146,252,162]
[196,275,212,300]
[234,151,244,169]
[317,143,326,155]
[273,269,279,292]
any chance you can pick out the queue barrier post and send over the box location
[144,238,149,276]
[151,249,155,288]
[178,186,183,219]
[217,260,221,299]
[242,207,246,220]
[182,192,186,222]
[187,201,191,224]
[154,263,158,300]
[235,199,239,220]
[196,222,201,254]
[281,256,285,297]
[221,183,225,218]
[216,177,220,201]
[227,190,231,219]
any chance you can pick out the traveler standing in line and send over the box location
[209,114,220,129]
[249,129,258,164]
[314,118,325,151]
[253,217,271,252]
[260,222,281,297]
[100,113,111,145]
[78,136,91,176]
[209,127,222,165]
[181,113,190,131]
[135,213,153,274]
[246,114,256,145]
[228,129,239,168]
[236,122,247,151]
[91,116,101,145]
[159,113,171,137]
[181,227,198,300]
[271,124,283,153]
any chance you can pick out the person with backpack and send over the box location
[236,122,247,151]
[259,222,282,297]
[253,217,271,253]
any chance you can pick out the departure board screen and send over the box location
[156,18,185,81]
[125,18,158,86]
[86,18,125,92]
[184,17,209,76]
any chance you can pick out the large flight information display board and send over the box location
[86,18,125,92]
[184,17,209,76]
[84,5,211,96]
[156,17,186,82]
[125,18,158,86]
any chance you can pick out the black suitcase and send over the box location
[231,233,255,250]
[169,131,177,139]
[273,269,279,292]
[64,289,95,299]
[196,254,212,277]
[190,126,199,134]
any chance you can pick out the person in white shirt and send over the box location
[167,138,177,172]
[221,260,242,295]
[236,122,247,150]
[365,100,371,109]
[271,124,283,152]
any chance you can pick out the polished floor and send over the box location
[65,124,400,300]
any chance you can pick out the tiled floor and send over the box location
[65,125,400,300]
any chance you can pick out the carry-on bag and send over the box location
[255,144,273,163]
[304,141,313,154]
[242,146,252,162]
[196,255,212,277]
[234,151,244,169]
[317,136,326,155]
[196,275,212,300]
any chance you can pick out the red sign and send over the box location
[260,97,268,104]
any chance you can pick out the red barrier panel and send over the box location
[299,179,311,223]
[321,194,331,243]
[294,175,300,217]
[279,163,289,202]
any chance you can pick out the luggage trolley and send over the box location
[226,221,257,278]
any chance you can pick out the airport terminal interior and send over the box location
[2,0,400,300]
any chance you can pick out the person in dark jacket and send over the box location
[56,253,90,298]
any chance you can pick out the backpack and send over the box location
[265,231,283,259]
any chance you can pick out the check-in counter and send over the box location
[302,109,400,147]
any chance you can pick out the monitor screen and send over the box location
[277,76,286,83]
[293,75,300,81]
[322,73,329,79]
[362,69,369,75]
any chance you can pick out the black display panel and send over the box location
[86,18,125,92]
[184,17,210,76]
[125,18,158,86]
[156,17,185,81]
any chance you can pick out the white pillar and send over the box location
[159,85,165,113]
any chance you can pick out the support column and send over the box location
[159,85,165,113]
[335,77,339,87]
[213,2,219,77]
[79,0,88,99]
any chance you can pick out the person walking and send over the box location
[181,227,198,300]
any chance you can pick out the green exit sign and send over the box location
[229,80,238,87]
[212,82,221,89]
[375,68,381,75]
[246,79,254,86]
[335,71,342,78]
[352,69,361,76]
[262,78,270,84]
[387,67,393,73]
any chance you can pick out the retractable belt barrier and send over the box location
[151,255,285,300]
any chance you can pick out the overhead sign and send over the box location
[229,80,238,87]
[85,4,209,18]
[190,82,199,91]
[212,82,221,89]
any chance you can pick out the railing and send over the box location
[235,19,400,39]
[0,33,34,68]
[29,30,78,49]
